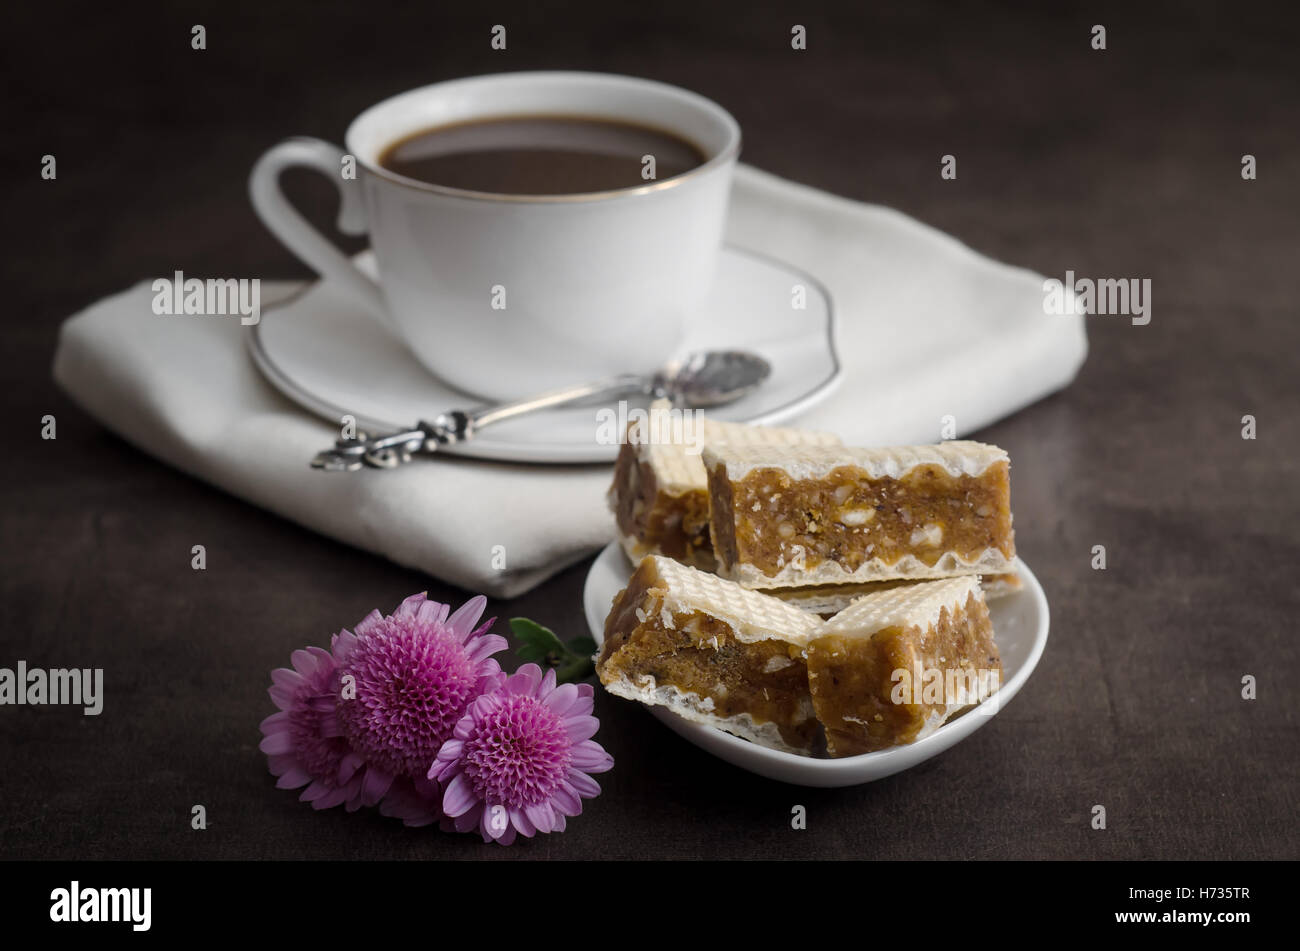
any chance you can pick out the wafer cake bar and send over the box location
[596,554,825,755]
[805,576,1002,756]
[607,400,840,570]
[704,441,1016,589]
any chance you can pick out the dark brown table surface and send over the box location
[4,1,1297,861]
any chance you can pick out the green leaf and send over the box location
[567,635,598,657]
[554,655,594,684]
[510,617,599,684]
[509,617,565,663]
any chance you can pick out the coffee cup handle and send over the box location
[249,137,389,324]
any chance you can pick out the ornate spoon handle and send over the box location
[311,373,648,470]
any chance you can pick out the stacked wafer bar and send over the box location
[703,441,1016,590]
[597,555,824,755]
[607,400,840,571]
[600,423,1018,756]
[596,556,1002,756]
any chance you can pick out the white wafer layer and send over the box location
[644,555,824,647]
[724,547,1015,589]
[702,440,1008,482]
[821,575,984,638]
[634,401,840,496]
[769,572,1021,616]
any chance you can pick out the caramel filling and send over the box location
[713,461,1014,579]
[806,592,1001,756]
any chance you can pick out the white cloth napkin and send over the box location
[52,164,1086,597]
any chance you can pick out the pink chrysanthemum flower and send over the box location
[332,593,506,823]
[430,663,614,845]
[259,646,366,810]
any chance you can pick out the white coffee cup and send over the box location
[249,71,741,401]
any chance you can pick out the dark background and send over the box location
[3,1,1297,860]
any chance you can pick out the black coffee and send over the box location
[377,116,707,195]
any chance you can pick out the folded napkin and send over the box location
[52,164,1087,597]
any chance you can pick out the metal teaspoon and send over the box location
[310,349,771,470]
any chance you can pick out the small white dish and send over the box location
[248,248,841,464]
[582,542,1050,787]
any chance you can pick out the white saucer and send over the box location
[583,543,1050,787]
[249,248,841,464]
